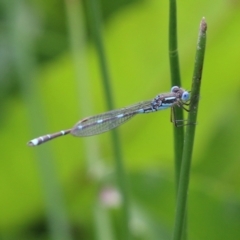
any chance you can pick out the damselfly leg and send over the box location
[170,99,196,127]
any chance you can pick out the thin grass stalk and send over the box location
[9,2,72,239]
[86,0,130,239]
[64,2,115,239]
[169,0,184,188]
[168,2,188,238]
[172,18,207,240]
[64,0,102,172]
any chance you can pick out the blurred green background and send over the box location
[1,0,240,239]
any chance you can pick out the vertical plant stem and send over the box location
[169,0,184,187]
[9,2,72,239]
[172,18,207,240]
[64,0,101,172]
[168,2,187,238]
[86,1,130,239]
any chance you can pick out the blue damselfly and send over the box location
[27,86,190,146]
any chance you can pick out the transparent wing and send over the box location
[71,100,153,137]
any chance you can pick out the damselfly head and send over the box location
[170,86,190,102]
[181,91,190,101]
[171,86,180,93]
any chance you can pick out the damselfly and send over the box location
[27,86,190,146]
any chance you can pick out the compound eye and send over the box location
[181,91,190,101]
[171,86,179,93]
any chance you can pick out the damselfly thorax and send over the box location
[27,86,190,146]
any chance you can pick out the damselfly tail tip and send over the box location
[27,139,39,147]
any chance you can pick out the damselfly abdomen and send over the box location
[27,86,190,146]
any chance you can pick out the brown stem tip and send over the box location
[200,17,207,33]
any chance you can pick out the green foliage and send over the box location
[0,0,240,239]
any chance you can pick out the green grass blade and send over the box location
[10,2,72,239]
[169,0,184,188]
[86,1,130,239]
[172,18,207,240]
